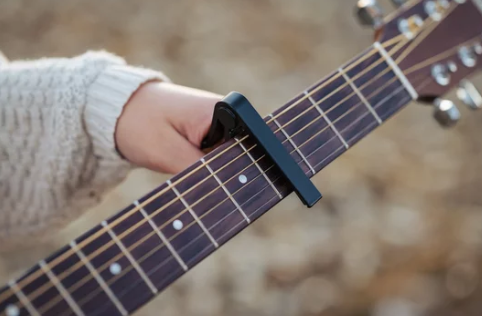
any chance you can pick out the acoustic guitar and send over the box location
[1,0,482,315]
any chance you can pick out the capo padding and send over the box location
[201,92,322,207]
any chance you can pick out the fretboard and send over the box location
[0,43,414,316]
[3,0,481,314]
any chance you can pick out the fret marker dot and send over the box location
[238,174,248,184]
[6,305,19,316]
[109,262,122,275]
[173,219,183,230]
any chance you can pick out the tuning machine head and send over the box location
[433,99,460,128]
[356,0,384,28]
[457,80,482,110]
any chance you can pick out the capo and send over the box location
[201,92,322,207]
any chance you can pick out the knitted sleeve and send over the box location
[0,51,169,244]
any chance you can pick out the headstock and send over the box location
[357,0,482,127]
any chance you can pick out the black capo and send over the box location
[201,92,322,207]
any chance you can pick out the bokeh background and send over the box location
[1,0,482,315]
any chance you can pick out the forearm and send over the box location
[0,51,168,244]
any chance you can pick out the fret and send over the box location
[70,241,128,316]
[45,245,123,316]
[38,260,85,316]
[0,285,26,316]
[373,42,418,100]
[8,281,39,316]
[9,263,78,316]
[338,67,383,125]
[283,74,349,171]
[235,138,283,199]
[167,179,219,248]
[200,157,251,223]
[204,139,287,223]
[134,200,189,272]
[73,222,159,314]
[138,181,216,269]
[270,91,343,174]
[169,160,249,246]
[101,221,158,294]
[106,202,185,292]
[302,91,349,149]
[342,48,413,124]
[268,114,316,175]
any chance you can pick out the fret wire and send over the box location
[8,281,40,316]
[30,70,412,316]
[69,241,128,316]
[302,92,349,149]
[58,165,281,316]
[167,180,219,248]
[0,33,420,310]
[3,53,400,312]
[338,68,382,124]
[0,39,404,304]
[200,158,251,223]
[373,42,418,100]
[89,170,285,316]
[134,200,188,271]
[38,260,85,316]
[268,114,316,175]
[235,138,283,199]
[64,150,273,301]
[275,64,394,147]
[101,221,158,294]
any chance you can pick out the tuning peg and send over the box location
[433,99,460,127]
[457,80,482,110]
[391,0,407,7]
[356,0,384,28]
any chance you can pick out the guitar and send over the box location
[1,0,482,315]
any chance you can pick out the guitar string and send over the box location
[58,79,417,316]
[394,2,458,65]
[0,34,409,308]
[30,55,406,314]
[42,24,480,311]
[3,6,470,312]
[29,57,406,315]
[41,7,480,315]
[403,35,482,74]
[2,9,458,310]
[2,5,464,310]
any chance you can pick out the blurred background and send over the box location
[1,0,482,315]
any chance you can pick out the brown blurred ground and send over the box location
[1,0,482,315]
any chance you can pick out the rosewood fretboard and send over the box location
[0,44,413,316]
[2,1,482,314]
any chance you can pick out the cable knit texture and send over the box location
[0,51,169,244]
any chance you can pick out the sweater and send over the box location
[0,51,169,245]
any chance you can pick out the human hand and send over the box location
[115,82,222,174]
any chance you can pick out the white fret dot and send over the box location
[109,262,122,275]
[173,219,183,230]
[6,305,19,316]
[238,174,248,184]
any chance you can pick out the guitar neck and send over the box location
[1,1,482,315]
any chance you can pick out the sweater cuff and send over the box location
[85,64,170,162]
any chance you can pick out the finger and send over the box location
[149,128,205,174]
[154,83,222,146]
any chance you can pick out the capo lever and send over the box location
[201,92,322,207]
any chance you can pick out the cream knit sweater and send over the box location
[0,51,169,244]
